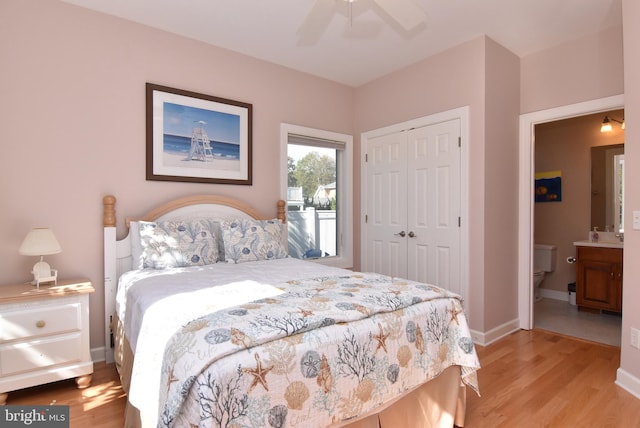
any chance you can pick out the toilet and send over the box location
[533,244,557,301]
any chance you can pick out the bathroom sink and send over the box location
[573,236,623,249]
[573,240,623,248]
[573,231,624,248]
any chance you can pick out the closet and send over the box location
[362,118,462,295]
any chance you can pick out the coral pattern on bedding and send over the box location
[157,273,480,427]
[221,218,288,264]
[138,219,220,269]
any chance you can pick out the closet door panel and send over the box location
[407,120,461,294]
[364,117,461,295]
[366,132,408,278]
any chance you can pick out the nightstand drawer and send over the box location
[0,303,81,342]
[0,333,82,376]
[0,279,94,401]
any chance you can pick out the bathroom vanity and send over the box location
[573,240,623,313]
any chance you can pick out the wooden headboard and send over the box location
[102,194,286,363]
[103,194,286,228]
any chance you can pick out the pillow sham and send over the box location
[138,218,221,269]
[221,218,288,264]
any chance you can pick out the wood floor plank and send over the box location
[6,362,126,426]
[466,329,640,427]
[4,330,639,427]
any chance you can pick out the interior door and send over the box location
[406,120,461,293]
[364,119,461,293]
[365,131,408,278]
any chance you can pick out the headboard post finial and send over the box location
[277,200,286,223]
[103,195,116,227]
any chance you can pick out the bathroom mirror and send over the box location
[590,143,624,232]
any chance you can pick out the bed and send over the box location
[103,194,480,428]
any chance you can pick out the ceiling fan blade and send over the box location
[344,21,384,39]
[297,0,338,45]
[371,0,426,31]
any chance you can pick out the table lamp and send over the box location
[19,228,62,287]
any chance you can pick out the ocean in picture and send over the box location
[163,134,240,160]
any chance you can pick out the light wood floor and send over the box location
[466,329,640,427]
[5,329,640,427]
[6,361,126,427]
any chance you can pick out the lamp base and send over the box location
[31,259,58,288]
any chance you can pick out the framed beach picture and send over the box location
[146,83,252,185]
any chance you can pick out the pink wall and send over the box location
[354,37,521,332]
[482,39,521,329]
[0,0,354,349]
[520,25,624,113]
[621,0,640,382]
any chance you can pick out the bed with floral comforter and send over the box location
[103,195,480,428]
[155,271,480,427]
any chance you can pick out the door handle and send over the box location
[408,231,416,238]
[394,231,406,237]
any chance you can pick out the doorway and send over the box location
[518,94,625,330]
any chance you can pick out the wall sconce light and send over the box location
[600,116,625,133]
[19,228,62,287]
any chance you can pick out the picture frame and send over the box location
[534,170,562,202]
[146,83,252,185]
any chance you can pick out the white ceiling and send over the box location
[61,0,622,87]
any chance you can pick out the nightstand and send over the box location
[0,279,94,405]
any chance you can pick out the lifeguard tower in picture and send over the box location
[188,120,214,161]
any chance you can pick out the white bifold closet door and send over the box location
[365,119,461,295]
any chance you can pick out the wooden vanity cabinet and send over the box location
[575,246,623,313]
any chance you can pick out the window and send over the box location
[280,123,353,268]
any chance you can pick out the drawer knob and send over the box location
[36,320,46,328]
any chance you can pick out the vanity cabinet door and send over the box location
[575,247,622,313]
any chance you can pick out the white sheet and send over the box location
[116,258,351,426]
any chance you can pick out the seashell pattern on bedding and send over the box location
[156,272,480,427]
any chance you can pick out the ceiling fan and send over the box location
[297,0,427,44]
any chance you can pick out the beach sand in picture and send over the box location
[163,151,240,171]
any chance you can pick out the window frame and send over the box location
[280,123,353,269]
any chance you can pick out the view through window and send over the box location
[281,124,353,269]
[287,138,340,260]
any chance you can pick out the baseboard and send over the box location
[615,368,640,399]
[470,318,520,347]
[91,346,106,363]
[539,288,569,302]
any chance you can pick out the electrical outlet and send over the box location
[631,328,640,349]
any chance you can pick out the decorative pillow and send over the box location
[221,218,288,264]
[138,218,221,269]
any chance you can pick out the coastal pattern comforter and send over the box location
[157,273,480,427]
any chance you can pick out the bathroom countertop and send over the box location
[573,240,623,249]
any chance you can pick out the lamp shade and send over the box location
[19,228,62,256]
